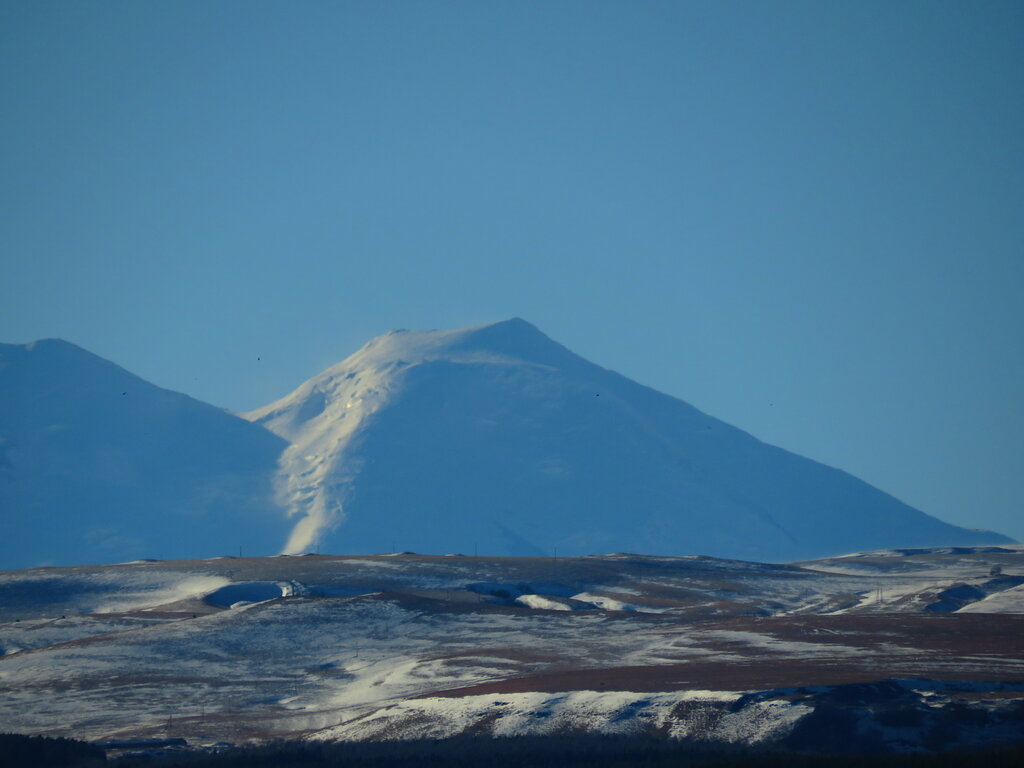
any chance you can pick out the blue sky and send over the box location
[2,0,1022,542]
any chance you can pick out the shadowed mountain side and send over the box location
[0,339,291,568]
[246,319,1011,560]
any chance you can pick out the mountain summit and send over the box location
[245,320,1011,560]
[0,339,290,568]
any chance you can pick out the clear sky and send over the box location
[2,1,1022,542]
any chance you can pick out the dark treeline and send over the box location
[0,733,105,768]
[5,733,1024,768]
[112,736,1024,768]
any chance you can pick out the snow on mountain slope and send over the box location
[0,339,291,569]
[244,319,1012,561]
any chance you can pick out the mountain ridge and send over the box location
[241,319,1012,560]
[0,338,291,569]
[2,323,1012,567]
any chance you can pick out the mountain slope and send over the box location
[0,339,290,568]
[244,319,1010,560]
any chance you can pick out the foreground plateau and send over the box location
[2,546,1023,755]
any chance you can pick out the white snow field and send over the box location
[1,546,1022,749]
[244,319,1012,562]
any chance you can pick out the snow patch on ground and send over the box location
[313,689,792,743]
[0,614,180,654]
[0,569,234,617]
[514,594,576,611]
[94,575,231,613]
[697,630,863,657]
[572,592,639,611]
[572,591,673,612]
[957,584,1024,613]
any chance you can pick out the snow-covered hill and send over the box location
[2,547,1022,751]
[0,339,291,569]
[244,319,1011,561]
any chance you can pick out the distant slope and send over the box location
[0,339,290,568]
[244,319,1012,560]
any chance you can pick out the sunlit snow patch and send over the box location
[514,594,590,611]
[204,581,297,608]
[572,591,640,611]
[311,689,813,744]
[93,575,231,613]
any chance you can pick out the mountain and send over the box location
[0,339,290,569]
[244,319,1012,560]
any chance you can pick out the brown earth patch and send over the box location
[705,613,1024,656]
[426,613,1024,697]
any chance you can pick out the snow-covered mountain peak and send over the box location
[244,318,584,444]
[241,320,1012,561]
[23,337,75,352]
[330,317,575,372]
[6,327,1010,568]
[241,318,596,554]
[4,338,117,373]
